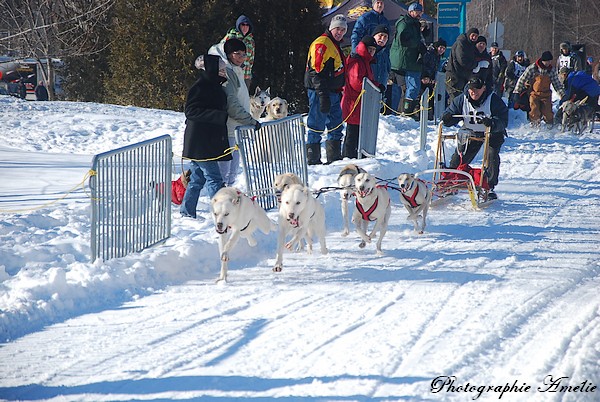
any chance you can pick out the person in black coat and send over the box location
[35,81,49,101]
[180,54,231,218]
[445,28,479,103]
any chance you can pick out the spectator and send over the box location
[341,35,383,158]
[420,38,447,120]
[304,14,347,165]
[180,54,230,218]
[513,51,565,128]
[504,50,530,108]
[209,38,260,187]
[489,42,507,96]
[560,69,600,113]
[472,36,493,90]
[445,27,479,103]
[351,0,389,53]
[442,76,508,200]
[557,42,581,74]
[370,24,391,111]
[585,56,594,75]
[222,15,255,88]
[390,2,426,118]
[35,81,49,101]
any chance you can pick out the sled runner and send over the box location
[417,122,493,209]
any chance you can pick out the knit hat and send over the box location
[466,28,479,36]
[490,41,499,48]
[223,38,246,55]
[541,51,553,61]
[408,3,423,12]
[476,35,487,44]
[559,66,570,75]
[371,24,389,36]
[560,42,570,50]
[329,14,348,31]
[372,0,384,4]
[433,38,447,48]
[360,35,377,49]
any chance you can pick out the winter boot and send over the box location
[306,143,322,165]
[403,98,416,118]
[342,125,359,159]
[325,140,342,164]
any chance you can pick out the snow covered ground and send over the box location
[0,94,599,401]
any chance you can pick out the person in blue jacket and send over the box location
[350,0,389,53]
[560,69,600,112]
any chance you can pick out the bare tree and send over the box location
[0,0,115,99]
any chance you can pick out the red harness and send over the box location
[356,197,379,221]
[402,185,421,208]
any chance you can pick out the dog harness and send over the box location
[356,197,378,221]
[402,185,421,208]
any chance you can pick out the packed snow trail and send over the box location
[0,97,599,401]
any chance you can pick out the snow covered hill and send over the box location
[0,95,599,401]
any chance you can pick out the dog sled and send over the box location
[416,122,494,209]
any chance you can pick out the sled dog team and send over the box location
[211,164,432,283]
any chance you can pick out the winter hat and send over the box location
[224,38,246,55]
[560,42,570,50]
[476,35,487,44]
[360,35,377,49]
[466,28,479,36]
[371,24,389,37]
[467,76,485,89]
[329,14,348,31]
[372,0,384,5]
[559,66,570,75]
[408,3,423,12]
[515,50,525,57]
[433,38,447,48]
[490,41,499,48]
[541,51,553,61]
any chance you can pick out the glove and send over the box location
[319,92,331,114]
[442,112,454,126]
[254,121,262,131]
[478,116,493,128]
[377,84,386,94]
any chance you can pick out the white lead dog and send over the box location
[274,183,327,272]
[352,173,391,254]
[211,187,275,283]
[397,173,432,234]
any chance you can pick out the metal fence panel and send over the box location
[434,71,447,120]
[90,135,172,261]
[358,77,381,158]
[236,114,308,210]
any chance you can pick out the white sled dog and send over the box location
[273,172,303,203]
[274,183,327,272]
[337,164,366,236]
[352,172,391,254]
[397,173,432,234]
[250,86,271,120]
[265,97,289,121]
[211,187,275,282]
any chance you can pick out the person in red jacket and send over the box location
[341,35,384,159]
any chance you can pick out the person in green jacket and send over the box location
[389,2,427,117]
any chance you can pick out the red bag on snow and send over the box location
[171,170,191,205]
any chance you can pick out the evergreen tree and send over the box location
[104,0,323,112]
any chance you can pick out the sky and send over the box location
[0,94,599,401]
